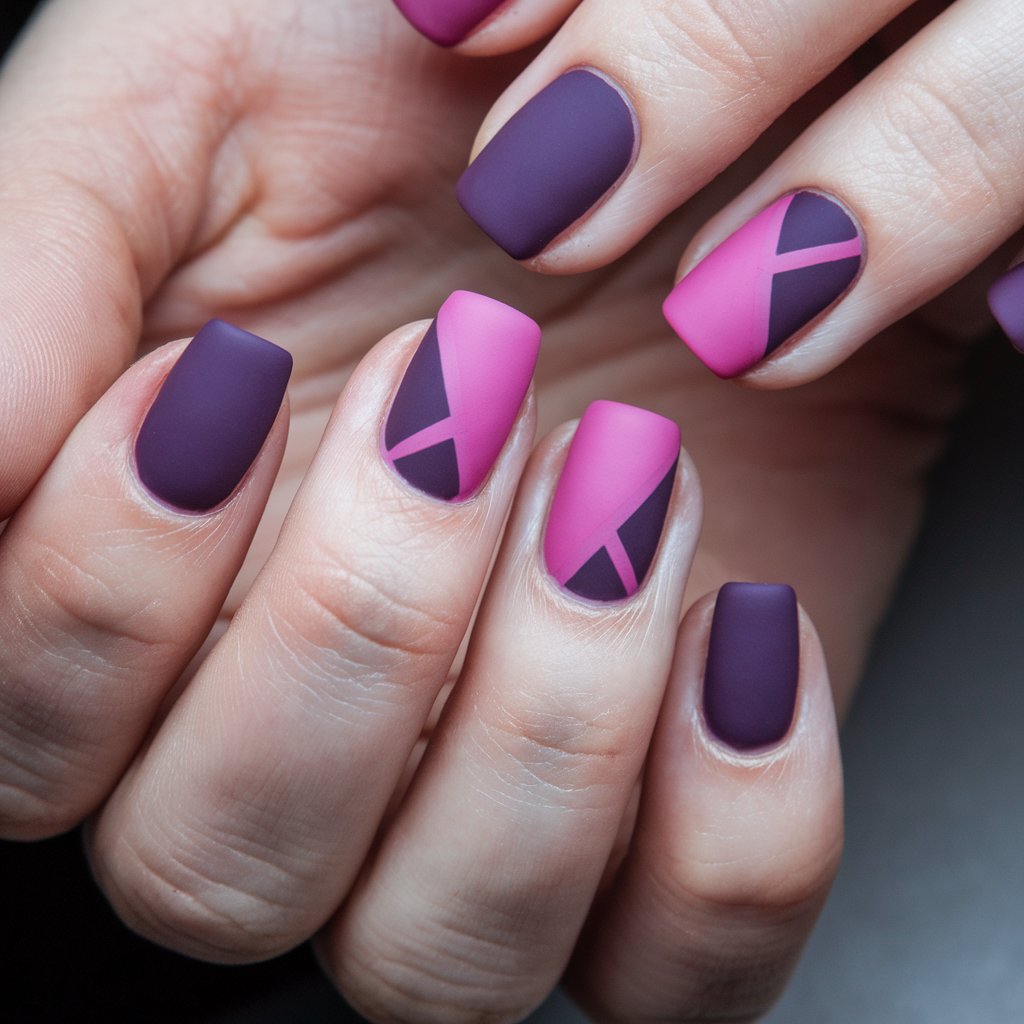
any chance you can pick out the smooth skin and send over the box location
[0,0,985,1020]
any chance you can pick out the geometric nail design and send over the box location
[391,0,506,47]
[134,319,293,513]
[703,582,800,751]
[987,263,1024,355]
[457,70,636,261]
[382,290,541,502]
[663,191,864,378]
[544,401,680,602]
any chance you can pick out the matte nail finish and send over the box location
[703,583,799,751]
[544,401,679,603]
[382,290,541,502]
[392,0,506,46]
[457,70,636,260]
[663,191,864,378]
[135,320,292,512]
[988,264,1024,355]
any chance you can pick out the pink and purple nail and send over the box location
[703,583,800,751]
[457,70,636,261]
[134,320,293,513]
[544,401,680,603]
[988,264,1024,355]
[663,191,864,378]
[392,0,507,47]
[382,290,541,502]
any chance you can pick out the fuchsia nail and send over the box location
[544,401,680,602]
[663,191,864,378]
[392,0,507,47]
[382,290,541,503]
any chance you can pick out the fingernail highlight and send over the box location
[135,319,292,513]
[392,0,506,46]
[663,191,864,378]
[544,401,679,603]
[703,582,800,751]
[383,290,541,502]
[457,70,636,261]
[988,264,1024,355]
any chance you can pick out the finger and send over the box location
[0,321,291,839]
[390,0,580,53]
[569,584,843,1023]
[89,292,541,962]
[454,0,912,270]
[664,0,1024,383]
[324,402,699,1024]
[0,0,227,515]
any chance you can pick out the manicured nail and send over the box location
[703,583,800,751]
[135,319,292,513]
[383,290,541,502]
[392,0,506,46]
[663,191,864,378]
[544,401,679,603]
[987,264,1024,355]
[457,69,636,261]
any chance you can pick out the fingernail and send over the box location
[987,264,1024,355]
[457,69,636,261]
[663,191,864,378]
[392,0,506,46]
[544,400,679,603]
[703,583,800,751]
[135,319,292,513]
[382,290,541,502]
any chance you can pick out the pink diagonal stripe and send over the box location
[772,237,863,274]
[605,533,638,596]
[385,416,453,463]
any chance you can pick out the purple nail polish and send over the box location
[988,264,1024,355]
[457,69,636,261]
[703,583,799,751]
[135,319,292,513]
[392,0,507,47]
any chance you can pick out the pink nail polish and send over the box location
[392,0,507,47]
[663,191,864,378]
[382,291,541,503]
[544,401,680,602]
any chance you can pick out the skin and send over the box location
[0,0,994,1019]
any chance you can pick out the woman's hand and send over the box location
[0,0,977,1019]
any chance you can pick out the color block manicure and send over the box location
[663,191,864,378]
[457,70,636,261]
[544,401,679,603]
[392,0,506,47]
[135,320,292,512]
[988,264,1024,355]
[382,290,541,502]
[703,583,800,751]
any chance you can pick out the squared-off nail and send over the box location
[544,400,679,603]
[987,264,1024,355]
[664,191,864,378]
[703,582,800,751]
[392,0,507,47]
[134,319,292,513]
[457,69,636,261]
[382,290,541,502]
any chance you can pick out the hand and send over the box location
[0,0,977,1020]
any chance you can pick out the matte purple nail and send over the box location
[988,264,1024,355]
[392,0,507,47]
[457,69,635,260]
[703,583,799,751]
[135,320,292,513]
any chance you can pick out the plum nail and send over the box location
[457,70,636,261]
[544,401,679,603]
[988,264,1024,355]
[134,320,292,513]
[703,583,800,751]
[392,0,507,47]
[382,290,541,502]
[664,191,864,378]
